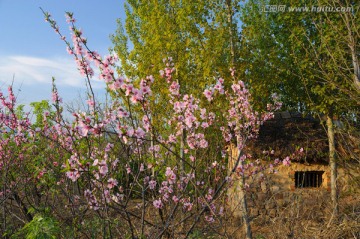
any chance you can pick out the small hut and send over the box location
[227,112,359,219]
[247,111,330,191]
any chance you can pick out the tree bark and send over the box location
[239,162,252,239]
[326,114,339,218]
[350,44,360,91]
[226,0,236,68]
[342,3,360,91]
[228,143,252,239]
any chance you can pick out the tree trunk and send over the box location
[227,143,252,239]
[226,0,236,68]
[342,6,360,91]
[239,162,252,239]
[350,45,360,91]
[326,114,339,218]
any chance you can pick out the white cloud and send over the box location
[0,55,105,89]
[0,55,109,109]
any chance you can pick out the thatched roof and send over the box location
[245,112,329,164]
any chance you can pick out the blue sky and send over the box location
[0,0,126,109]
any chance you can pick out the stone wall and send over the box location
[266,162,359,193]
[269,163,330,192]
[228,161,360,220]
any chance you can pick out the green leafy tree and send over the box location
[30,100,53,129]
[240,0,359,218]
[111,0,243,120]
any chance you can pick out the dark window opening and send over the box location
[295,171,324,188]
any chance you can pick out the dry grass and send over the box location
[222,190,360,239]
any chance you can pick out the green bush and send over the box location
[12,214,60,239]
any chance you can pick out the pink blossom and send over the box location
[140,85,151,96]
[51,91,62,103]
[184,114,196,128]
[126,127,134,137]
[126,165,132,174]
[183,201,193,211]
[165,167,176,184]
[139,163,144,172]
[108,79,121,91]
[153,199,163,209]
[142,115,151,132]
[66,46,74,55]
[86,99,95,107]
[135,127,145,139]
[203,89,213,101]
[118,109,129,118]
[167,134,176,143]
[205,215,215,223]
[66,170,80,182]
[173,101,186,113]
[78,121,90,137]
[99,163,108,176]
[149,145,160,152]
[107,178,118,189]
[130,93,141,104]
[125,84,133,96]
[148,180,157,190]
[201,122,209,128]
[282,156,291,166]
[199,139,208,148]
[105,143,113,152]
[169,81,180,96]
[172,195,179,203]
